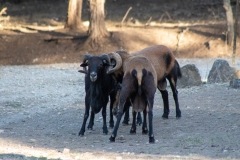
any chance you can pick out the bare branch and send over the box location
[0,7,7,16]
[121,7,132,26]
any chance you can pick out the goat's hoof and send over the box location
[109,123,114,129]
[137,120,142,126]
[162,114,168,119]
[122,122,129,126]
[103,130,108,135]
[149,136,155,143]
[78,132,84,137]
[87,127,93,130]
[176,114,181,119]
[142,129,148,135]
[103,128,108,135]
[130,128,136,134]
[109,136,115,142]
[176,111,181,118]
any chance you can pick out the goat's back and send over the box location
[122,56,157,112]
[132,45,176,80]
[123,56,157,88]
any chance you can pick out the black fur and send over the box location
[110,68,156,143]
[163,54,172,69]
[79,56,119,136]
[160,60,182,119]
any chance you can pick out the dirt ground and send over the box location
[0,63,240,160]
[0,0,240,160]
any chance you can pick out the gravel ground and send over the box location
[0,59,240,160]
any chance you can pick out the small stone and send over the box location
[63,148,70,154]
[116,156,122,160]
[226,104,232,107]
[28,139,36,144]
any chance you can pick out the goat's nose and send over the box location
[90,72,97,82]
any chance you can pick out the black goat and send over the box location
[78,54,121,136]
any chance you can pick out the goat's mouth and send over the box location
[90,77,97,82]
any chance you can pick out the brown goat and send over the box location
[107,45,182,119]
[109,53,157,143]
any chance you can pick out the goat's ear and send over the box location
[80,62,88,67]
[78,70,87,74]
[102,59,110,66]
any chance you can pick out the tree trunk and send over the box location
[223,0,234,46]
[87,0,109,46]
[232,0,239,67]
[65,0,83,30]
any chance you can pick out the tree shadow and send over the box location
[0,153,60,160]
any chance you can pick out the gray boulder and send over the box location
[178,64,202,88]
[207,59,236,83]
[230,79,240,89]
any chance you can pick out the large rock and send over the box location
[178,64,202,88]
[230,79,240,89]
[207,59,236,83]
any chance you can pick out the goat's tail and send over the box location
[175,60,182,78]
[132,69,143,95]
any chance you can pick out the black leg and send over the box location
[109,96,115,128]
[109,111,123,142]
[102,103,108,135]
[110,75,136,142]
[173,89,181,118]
[168,78,181,118]
[130,111,137,134]
[122,106,130,125]
[142,108,148,134]
[147,94,155,143]
[148,107,155,143]
[137,112,142,126]
[79,96,90,136]
[87,110,95,130]
[160,90,169,119]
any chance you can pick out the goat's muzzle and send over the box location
[90,72,97,82]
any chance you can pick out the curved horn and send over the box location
[99,54,111,64]
[107,52,123,74]
[79,54,92,74]
[82,54,92,63]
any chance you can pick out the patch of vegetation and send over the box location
[175,136,203,147]
[4,101,22,108]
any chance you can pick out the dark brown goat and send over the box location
[109,54,157,143]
